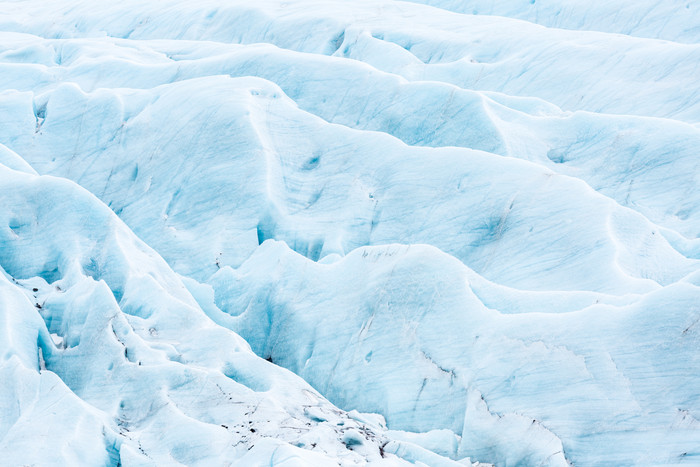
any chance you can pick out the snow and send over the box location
[0,0,698,465]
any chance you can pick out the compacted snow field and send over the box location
[1,1,699,466]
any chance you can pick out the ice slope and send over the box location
[0,161,470,466]
[207,240,700,465]
[0,76,696,293]
[0,0,698,466]
[402,0,700,43]
[2,0,700,121]
[0,34,699,240]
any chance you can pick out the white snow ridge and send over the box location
[1,1,699,466]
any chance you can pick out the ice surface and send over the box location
[0,164,455,466]
[206,241,700,465]
[403,0,700,43]
[0,0,698,466]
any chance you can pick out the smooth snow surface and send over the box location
[0,1,698,466]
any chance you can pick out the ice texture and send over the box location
[0,164,461,466]
[0,0,698,466]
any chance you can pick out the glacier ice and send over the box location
[207,240,700,465]
[0,164,463,466]
[0,0,699,466]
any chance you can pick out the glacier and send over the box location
[0,0,699,466]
